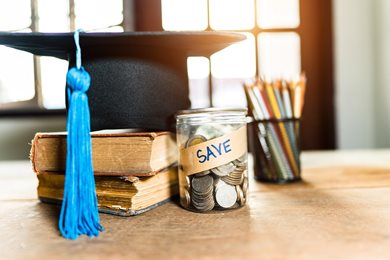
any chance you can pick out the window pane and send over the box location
[75,0,123,30]
[212,78,247,107]
[209,0,255,30]
[257,0,300,29]
[258,32,301,80]
[38,0,69,32]
[0,47,34,103]
[211,33,256,78]
[161,0,208,31]
[209,32,253,108]
[188,57,209,79]
[189,78,210,108]
[187,57,210,108]
[0,0,31,31]
[40,57,68,109]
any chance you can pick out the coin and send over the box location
[185,135,207,148]
[191,175,213,194]
[180,188,191,208]
[191,192,215,211]
[235,185,245,206]
[233,155,247,166]
[215,182,237,208]
[221,170,244,186]
[191,181,215,212]
[192,201,214,212]
[195,125,222,139]
[195,170,211,177]
[217,124,236,135]
[211,162,236,177]
[242,175,248,194]
[179,175,191,188]
[235,163,247,170]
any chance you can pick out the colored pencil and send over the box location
[243,75,306,182]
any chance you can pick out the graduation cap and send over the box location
[0,31,245,240]
[0,31,245,131]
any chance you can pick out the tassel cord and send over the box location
[59,65,103,240]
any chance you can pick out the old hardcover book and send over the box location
[31,131,177,176]
[37,167,178,216]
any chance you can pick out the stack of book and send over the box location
[30,130,178,216]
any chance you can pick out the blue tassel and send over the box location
[58,31,103,240]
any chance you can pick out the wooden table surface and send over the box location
[1,150,390,259]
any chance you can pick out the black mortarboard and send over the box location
[0,32,245,131]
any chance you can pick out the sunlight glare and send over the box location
[212,78,247,107]
[161,0,208,31]
[0,47,34,103]
[257,0,300,29]
[258,32,301,80]
[211,33,256,78]
[0,0,31,31]
[38,0,69,32]
[40,57,68,109]
[187,57,210,79]
[75,0,123,31]
[209,0,255,30]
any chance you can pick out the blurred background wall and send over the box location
[334,0,390,149]
[0,117,65,160]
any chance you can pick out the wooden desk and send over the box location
[1,150,390,259]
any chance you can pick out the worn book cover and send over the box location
[37,166,179,216]
[30,130,177,176]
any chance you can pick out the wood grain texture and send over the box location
[1,150,390,259]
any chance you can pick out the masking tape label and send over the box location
[180,126,247,176]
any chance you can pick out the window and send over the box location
[0,0,124,110]
[1,0,335,149]
[161,0,301,108]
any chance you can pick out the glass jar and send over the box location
[176,108,248,212]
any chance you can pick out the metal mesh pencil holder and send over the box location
[249,118,301,183]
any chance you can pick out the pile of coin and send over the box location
[191,175,215,211]
[179,132,248,212]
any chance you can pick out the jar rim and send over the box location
[176,107,247,118]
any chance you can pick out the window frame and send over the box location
[1,0,336,149]
[161,0,302,107]
[155,0,335,149]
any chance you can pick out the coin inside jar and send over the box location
[215,182,237,208]
[194,125,222,139]
[191,191,215,211]
[235,185,245,206]
[211,162,236,177]
[179,175,191,189]
[180,188,191,208]
[185,135,207,148]
[242,174,248,194]
[233,154,247,165]
[195,170,211,177]
[191,175,215,212]
[191,175,214,194]
[221,169,245,186]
